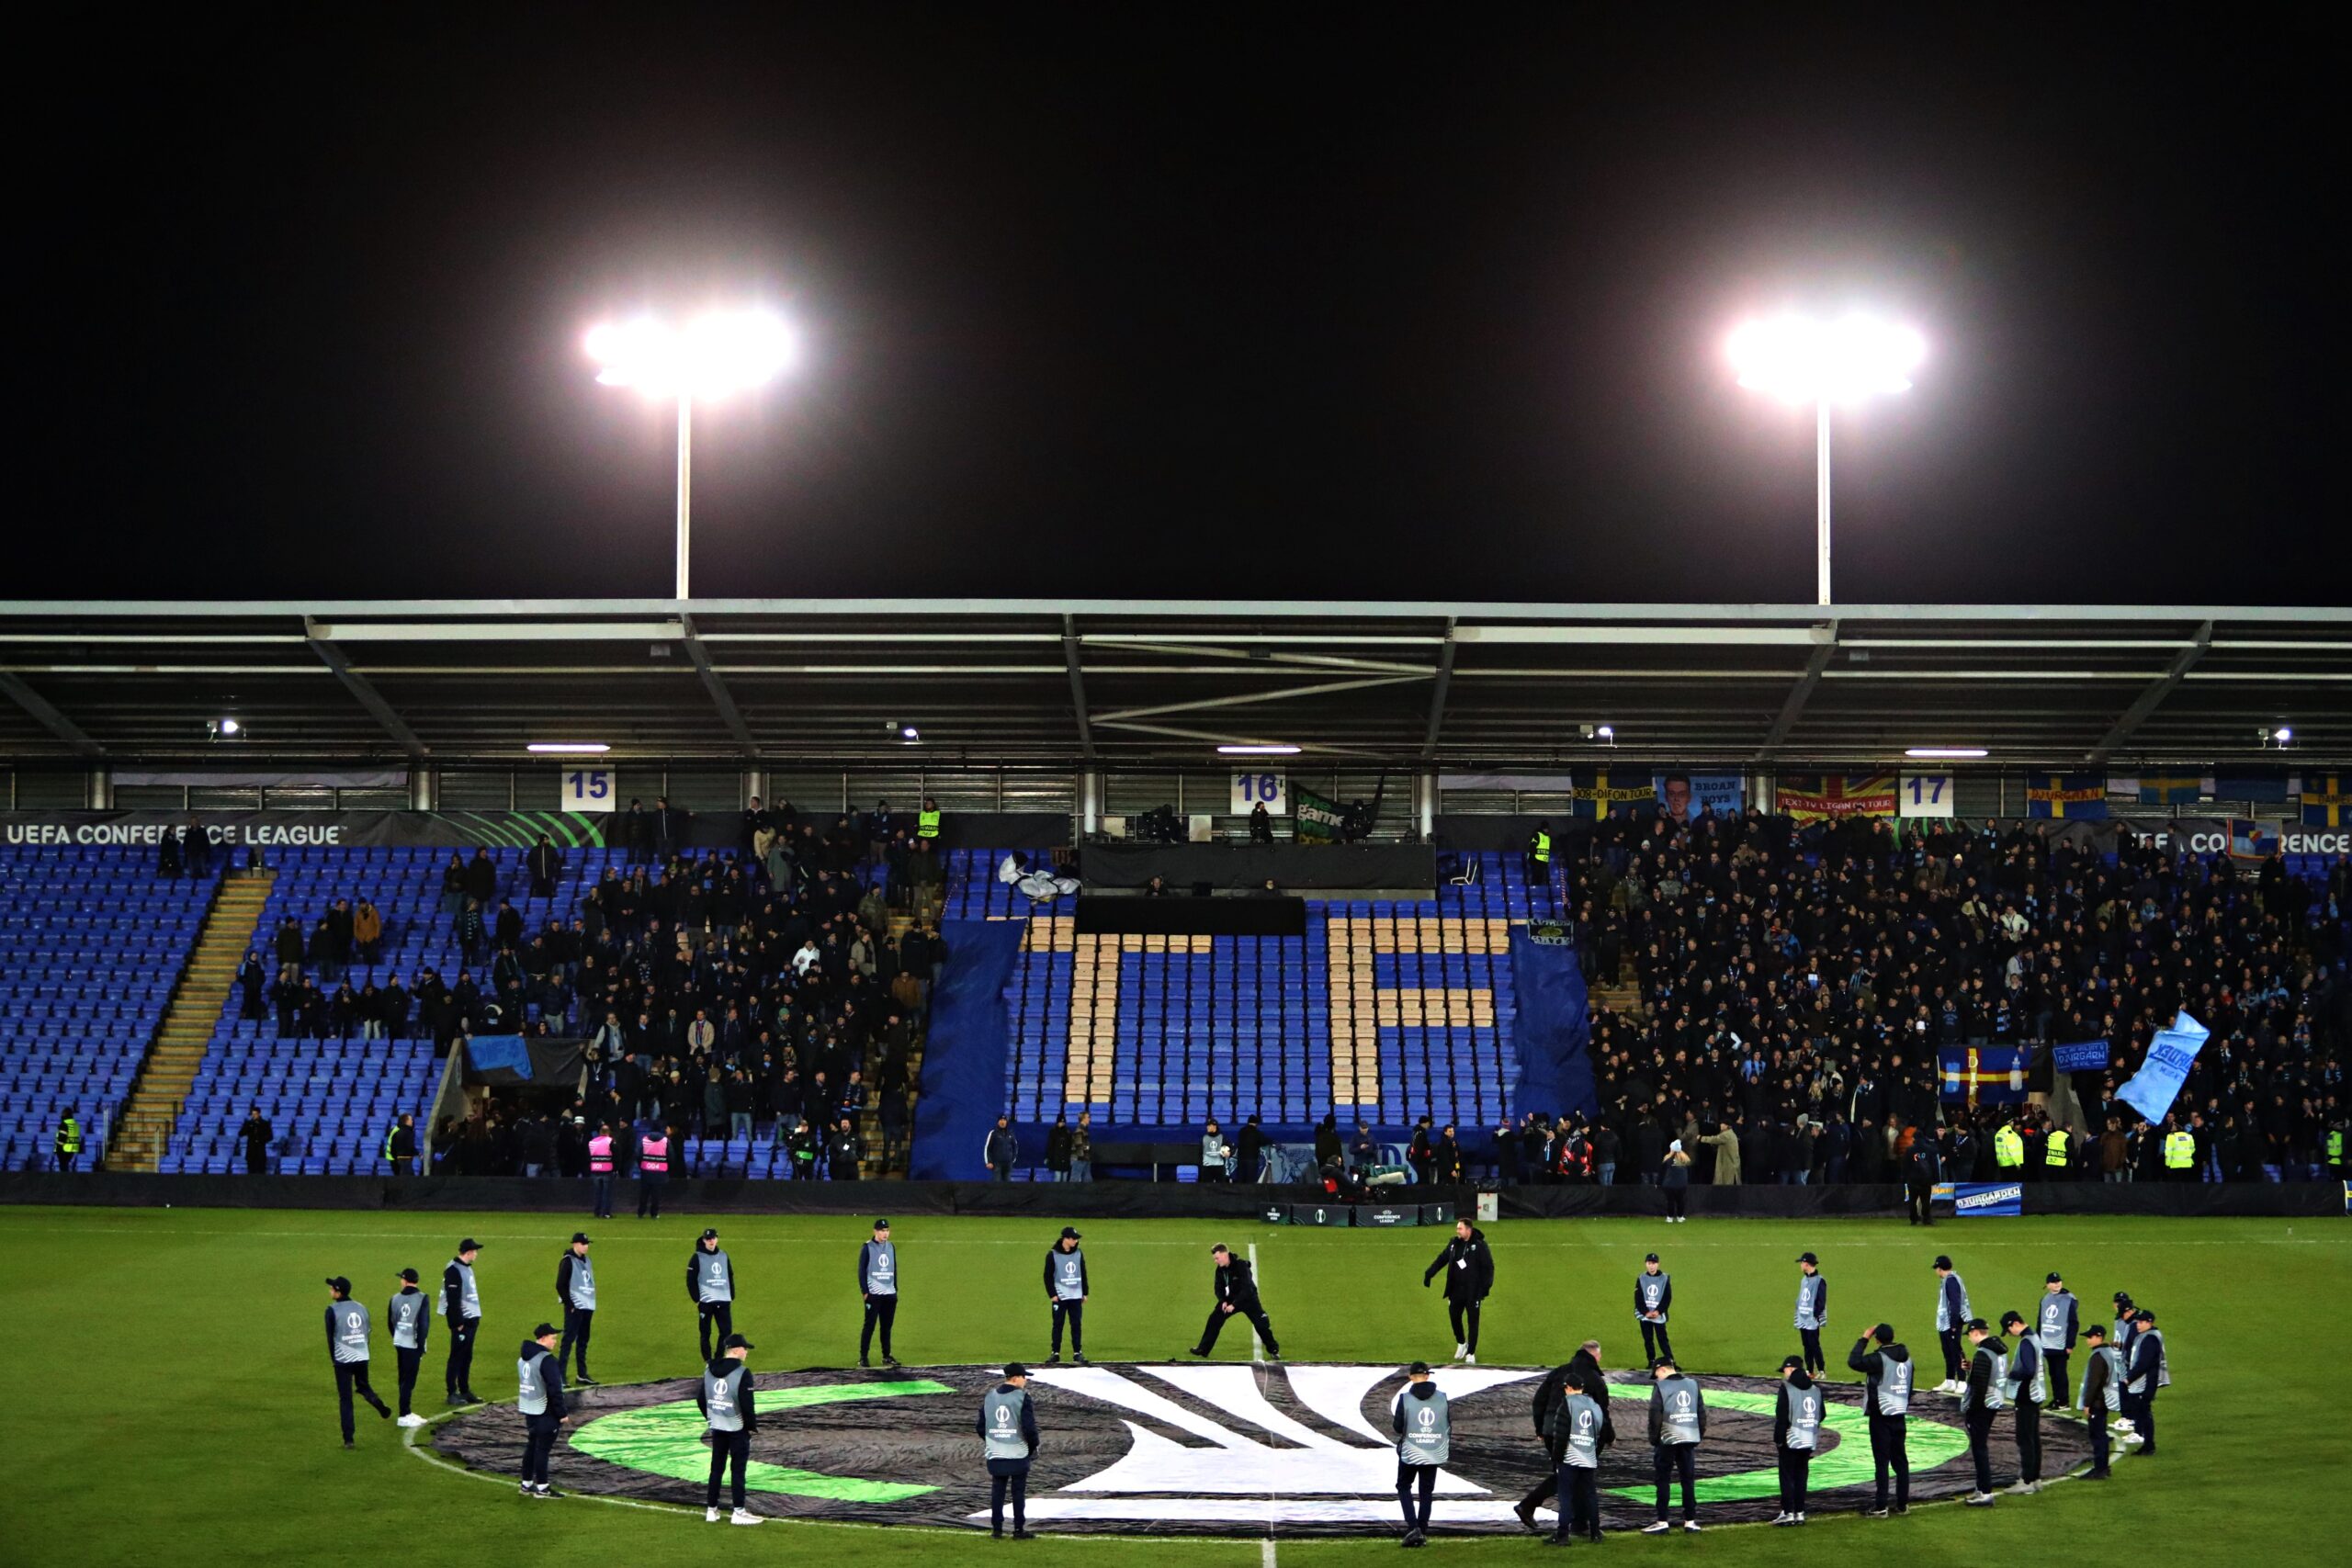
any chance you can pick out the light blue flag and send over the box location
[2115,1011,2211,1125]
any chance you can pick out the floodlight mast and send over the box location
[1729,314,1923,606]
[586,310,796,599]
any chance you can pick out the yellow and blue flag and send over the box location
[1939,1044,2029,1106]
[2303,773,2350,829]
[2025,773,2107,819]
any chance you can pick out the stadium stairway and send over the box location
[106,869,276,1171]
[1589,957,1645,1020]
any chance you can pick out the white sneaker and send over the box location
[397,1413,428,1427]
[729,1508,764,1526]
[1454,1344,1467,1360]
[1641,1521,1671,1534]
[707,1507,722,1523]
[2121,1434,2144,1447]
[1682,1520,1702,1533]
[1465,1354,1477,1365]
[1771,1512,1794,1526]
[2003,1481,2034,1495]
[1795,1512,1807,1524]
[1965,1492,1996,1506]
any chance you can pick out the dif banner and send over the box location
[1951,1181,2024,1217]
[2,808,613,851]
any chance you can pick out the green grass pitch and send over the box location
[3,1207,2346,1565]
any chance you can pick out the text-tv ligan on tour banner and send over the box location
[1774,773,1898,821]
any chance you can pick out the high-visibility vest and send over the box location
[641,1134,671,1173]
[917,807,942,840]
[1994,1125,2024,1168]
[2329,1128,2345,1163]
[2163,1130,2195,1169]
[1532,831,1552,864]
[55,1118,81,1154]
[2044,1129,2070,1168]
[382,1124,397,1158]
[588,1134,614,1174]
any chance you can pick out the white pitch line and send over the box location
[1250,1238,1274,1568]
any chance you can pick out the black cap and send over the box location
[1650,1355,1677,1371]
[874,1218,891,1231]
[1932,1255,1953,1269]
[1060,1225,1082,1239]
[723,1332,755,1350]
[2085,1324,2107,1339]
[1781,1355,1805,1371]
[1872,1323,1894,1344]
[1644,1252,1659,1262]
[533,1321,560,1338]
[1964,1316,1989,1333]
[398,1268,419,1282]
[325,1275,351,1294]
[2046,1271,2063,1282]
[572,1232,592,1245]
[458,1238,482,1253]
[1796,1251,1818,1265]
[1003,1361,1028,1379]
[2112,1291,2132,1304]
[2000,1311,2026,1329]
[1407,1360,1431,1376]
[702,1227,721,1240]
[2132,1308,2154,1324]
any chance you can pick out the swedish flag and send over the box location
[1569,770,1654,819]
[2025,773,2108,819]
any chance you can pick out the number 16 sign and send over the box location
[1230,772,1287,814]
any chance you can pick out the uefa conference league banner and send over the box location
[1,809,621,851]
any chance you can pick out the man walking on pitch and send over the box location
[325,1277,391,1446]
[1642,1356,1706,1534]
[1044,1226,1089,1364]
[699,1333,763,1525]
[1542,1359,1610,1545]
[688,1228,736,1362]
[1932,1255,1971,1393]
[1772,1354,1823,1525]
[1793,1251,1828,1375]
[1635,1253,1674,1366]
[859,1218,901,1368]
[2076,1325,2121,1479]
[555,1233,598,1385]
[516,1321,566,1498]
[1998,1311,2046,1495]
[979,1362,1040,1539]
[389,1268,432,1426]
[1422,1218,1494,1363]
[1959,1318,2007,1505]
[1191,1243,1281,1359]
[2035,1273,2078,1409]
[1514,1339,1609,1531]
[1394,1360,1450,1547]
[1848,1322,1914,1516]
[442,1238,485,1405]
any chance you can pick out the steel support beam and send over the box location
[679,615,761,759]
[2089,619,2212,765]
[1758,627,1838,752]
[1421,617,1457,760]
[1062,614,1095,759]
[0,671,102,756]
[1094,672,1428,726]
[304,618,428,758]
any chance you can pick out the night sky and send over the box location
[24,4,2337,604]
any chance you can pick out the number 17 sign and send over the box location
[1899,773,1953,818]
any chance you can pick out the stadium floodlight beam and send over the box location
[585,310,798,599]
[1729,313,1925,605]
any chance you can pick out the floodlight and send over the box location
[527,741,610,754]
[1905,747,1987,759]
[1216,744,1301,755]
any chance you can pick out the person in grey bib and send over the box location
[978,1361,1040,1539]
[1932,1255,1971,1392]
[2123,1307,2168,1455]
[1543,1382,1610,1545]
[1998,1310,2047,1493]
[688,1228,735,1363]
[698,1333,763,1525]
[441,1238,485,1405]
[388,1267,431,1426]
[515,1321,567,1498]
[2035,1273,2079,1410]
[1044,1227,1089,1364]
[1848,1322,1913,1516]
[1642,1357,1706,1533]
[1772,1355,1824,1525]
[1635,1253,1674,1365]
[2077,1324,2121,1479]
[1392,1360,1449,1546]
[1959,1319,2006,1505]
[555,1233,598,1385]
[1792,1251,1828,1375]
[859,1218,900,1368]
[325,1277,390,1446]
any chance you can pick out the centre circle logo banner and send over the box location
[431,1363,2089,1533]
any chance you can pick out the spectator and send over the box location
[236,950,268,1031]
[240,1108,273,1176]
[528,834,564,897]
[353,897,384,966]
[987,1116,1019,1181]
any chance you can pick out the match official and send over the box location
[1635,1253,1674,1365]
[556,1233,598,1384]
[1931,1255,1971,1393]
[1045,1226,1089,1364]
[389,1267,430,1426]
[1848,1322,1913,1516]
[2076,1324,2120,1479]
[1793,1251,1828,1375]
[515,1321,566,1498]
[978,1362,1039,1540]
[859,1218,900,1368]
[1191,1243,1281,1359]
[326,1277,391,1447]
[688,1228,736,1361]
[1772,1354,1823,1525]
[1513,1338,1608,1530]
[2035,1272,2078,1409]
[1959,1318,2006,1506]
[699,1333,763,1525]
[443,1238,485,1405]
[1998,1311,2046,1494]
[1422,1218,1493,1364]
[1393,1360,1450,1547]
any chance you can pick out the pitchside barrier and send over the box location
[1,1171,2339,1218]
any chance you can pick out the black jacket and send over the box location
[1771,1370,1815,1447]
[519,1341,567,1419]
[1532,1348,1612,1456]
[1043,1245,1089,1298]
[1423,1228,1494,1303]
[696,1357,760,1432]
[1964,1337,2006,1419]
[975,1381,1039,1457]
[556,1251,589,1306]
[1646,1379,1708,1446]
[1848,1337,1912,1409]
[1214,1258,1262,1311]
[2079,1345,2115,1416]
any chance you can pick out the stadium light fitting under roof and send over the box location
[1905,746,1988,759]
[526,741,609,754]
[584,310,797,400]
[1728,313,1925,404]
[1217,743,1300,755]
